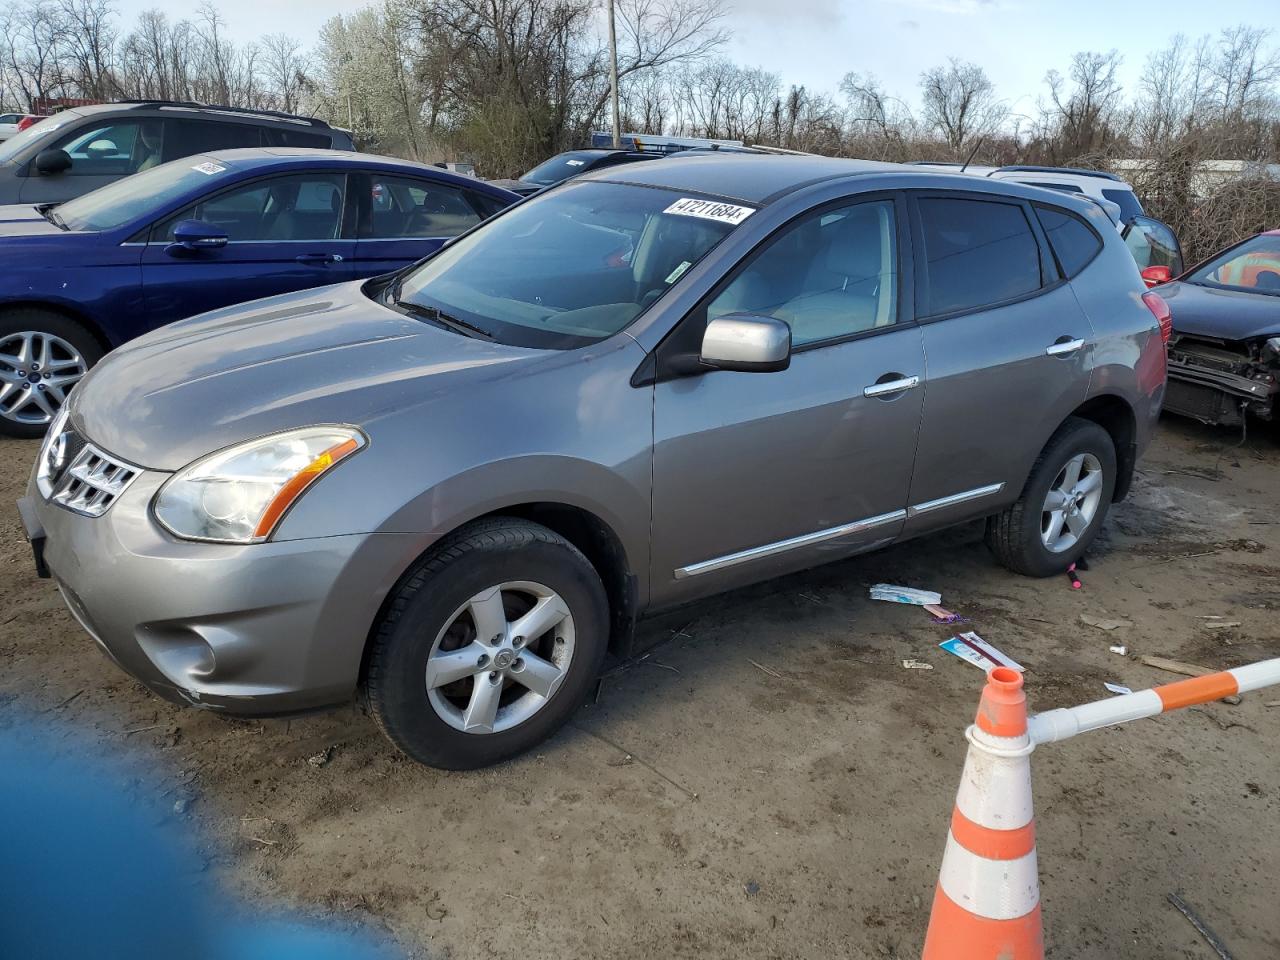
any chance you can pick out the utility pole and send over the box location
[607,0,621,148]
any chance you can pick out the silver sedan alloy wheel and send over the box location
[0,331,88,426]
[1041,452,1104,554]
[425,580,576,734]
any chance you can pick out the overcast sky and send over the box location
[114,0,1280,114]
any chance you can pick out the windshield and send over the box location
[56,156,232,232]
[1187,234,1280,296]
[520,152,605,186]
[0,112,75,164]
[391,181,747,348]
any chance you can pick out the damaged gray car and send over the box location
[1159,230,1280,431]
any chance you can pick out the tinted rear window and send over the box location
[1101,187,1143,219]
[1035,204,1102,278]
[917,197,1042,316]
[165,119,262,158]
[261,127,332,148]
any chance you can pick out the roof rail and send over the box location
[112,99,331,129]
[991,164,1123,182]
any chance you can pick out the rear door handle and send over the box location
[295,253,343,265]
[863,375,920,398]
[1045,337,1085,356]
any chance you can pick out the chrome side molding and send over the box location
[909,482,1005,516]
[674,509,906,579]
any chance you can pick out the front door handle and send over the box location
[1045,337,1085,356]
[295,253,343,265]
[863,375,920,398]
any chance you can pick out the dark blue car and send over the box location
[0,148,518,435]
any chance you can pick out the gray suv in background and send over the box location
[0,100,354,204]
[19,155,1169,769]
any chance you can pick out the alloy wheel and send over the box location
[1041,452,1104,553]
[0,331,88,426]
[425,580,576,734]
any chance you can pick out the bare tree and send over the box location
[919,58,1006,154]
[1042,50,1125,161]
[260,33,309,114]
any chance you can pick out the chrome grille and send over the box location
[45,439,140,517]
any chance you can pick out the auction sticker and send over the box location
[663,197,754,225]
[191,161,227,175]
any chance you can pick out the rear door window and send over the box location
[359,174,483,239]
[1034,204,1103,278]
[916,196,1043,317]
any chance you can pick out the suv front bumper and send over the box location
[20,470,424,716]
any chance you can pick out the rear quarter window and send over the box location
[1034,204,1103,278]
[916,196,1043,317]
[1101,188,1143,220]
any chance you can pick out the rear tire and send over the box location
[365,517,609,770]
[0,309,102,439]
[986,417,1117,577]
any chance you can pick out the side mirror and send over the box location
[165,219,229,256]
[1141,265,1172,287]
[700,313,791,373]
[33,148,71,176]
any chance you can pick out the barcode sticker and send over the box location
[663,198,755,225]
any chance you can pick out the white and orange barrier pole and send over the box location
[922,666,1043,960]
[1028,658,1280,745]
[922,657,1280,960]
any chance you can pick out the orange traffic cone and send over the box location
[921,666,1043,960]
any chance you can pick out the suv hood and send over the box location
[1161,280,1280,341]
[72,281,549,470]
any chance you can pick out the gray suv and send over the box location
[18,155,1168,769]
[0,100,354,204]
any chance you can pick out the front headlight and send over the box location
[154,426,365,544]
[1263,337,1280,363]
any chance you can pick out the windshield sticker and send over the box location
[665,260,692,284]
[663,198,755,225]
[565,159,585,166]
[191,161,227,175]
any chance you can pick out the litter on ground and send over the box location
[938,632,1024,672]
[1104,682,1133,695]
[1081,614,1129,631]
[870,584,942,606]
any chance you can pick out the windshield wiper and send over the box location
[38,204,68,231]
[390,290,495,341]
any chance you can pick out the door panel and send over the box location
[651,328,925,605]
[905,193,1092,533]
[19,118,165,203]
[139,172,353,329]
[649,195,922,607]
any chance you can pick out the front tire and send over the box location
[365,517,609,770]
[986,417,1117,577]
[0,310,102,438]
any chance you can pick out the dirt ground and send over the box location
[2,416,1278,959]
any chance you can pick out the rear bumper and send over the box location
[23,471,425,716]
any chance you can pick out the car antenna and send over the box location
[958,138,985,174]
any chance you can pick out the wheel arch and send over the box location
[0,299,114,353]
[1065,394,1137,501]
[357,501,640,690]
